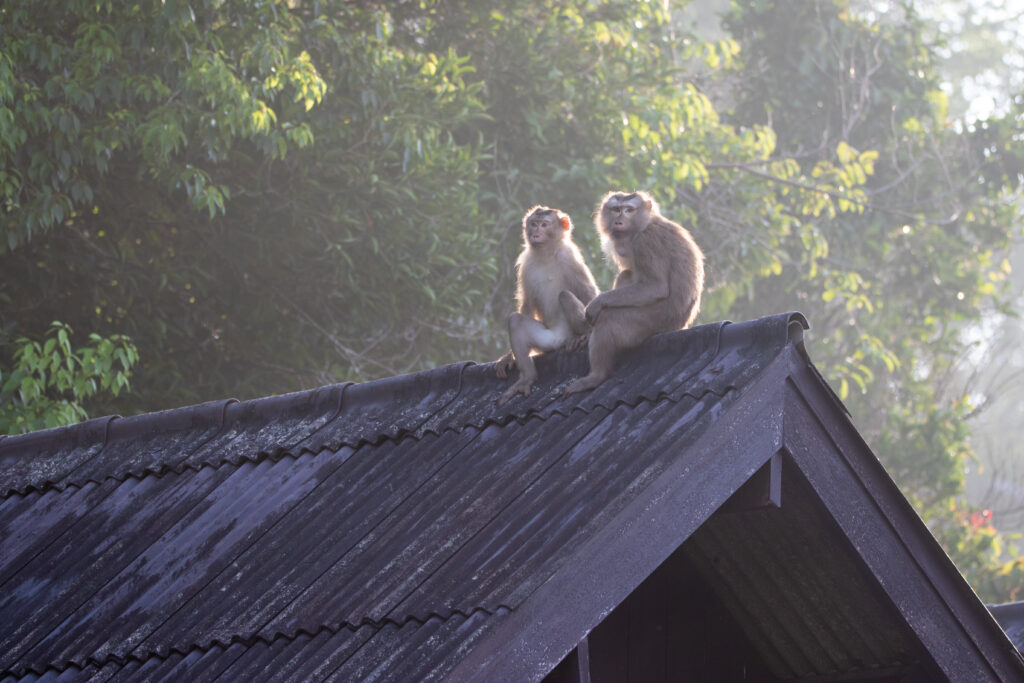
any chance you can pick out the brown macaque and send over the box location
[496,206,599,404]
[562,190,704,395]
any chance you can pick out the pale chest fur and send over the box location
[521,250,572,324]
[602,234,635,271]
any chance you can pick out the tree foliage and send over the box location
[716,0,1024,599]
[0,322,138,434]
[1,0,1022,599]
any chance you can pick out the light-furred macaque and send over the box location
[496,206,599,404]
[561,190,704,395]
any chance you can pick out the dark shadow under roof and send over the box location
[1,312,1021,681]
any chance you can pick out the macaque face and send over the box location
[524,209,569,248]
[601,193,651,240]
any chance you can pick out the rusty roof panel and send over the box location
[0,318,756,500]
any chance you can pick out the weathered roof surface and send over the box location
[992,602,1024,652]
[1,312,1021,681]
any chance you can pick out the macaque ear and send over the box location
[560,214,572,231]
[643,198,653,211]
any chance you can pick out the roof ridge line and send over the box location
[3,606,512,678]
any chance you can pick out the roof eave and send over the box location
[451,342,1024,682]
[784,351,1024,680]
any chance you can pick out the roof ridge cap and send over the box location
[718,311,809,350]
[0,414,114,462]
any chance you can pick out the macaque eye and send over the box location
[621,206,636,215]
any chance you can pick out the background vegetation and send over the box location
[2,0,1022,600]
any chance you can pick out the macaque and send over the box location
[496,206,599,404]
[562,190,704,395]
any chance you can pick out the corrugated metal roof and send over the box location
[684,459,921,678]
[1,312,1021,681]
[991,602,1024,652]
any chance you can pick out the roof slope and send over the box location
[992,602,1024,652]
[0,312,1021,681]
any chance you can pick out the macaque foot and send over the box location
[563,373,606,397]
[498,378,534,405]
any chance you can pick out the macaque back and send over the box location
[562,191,704,396]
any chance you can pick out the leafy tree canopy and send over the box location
[1,0,1022,599]
[0,322,138,434]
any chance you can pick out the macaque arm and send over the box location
[595,264,669,308]
[569,268,599,304]
[596,230,671,308]
[519,292,537,318]
[612,269,635,289]
[596,278,668,308]
[555,249,598,304]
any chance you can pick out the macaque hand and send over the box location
[495,351,515,380]
[584,297,605,325]
[564,333,589,352]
